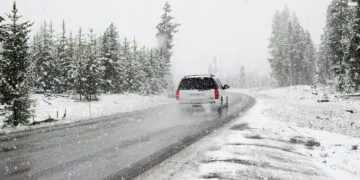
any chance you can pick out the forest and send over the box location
[0,2,179,126]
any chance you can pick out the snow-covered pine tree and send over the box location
[0,15,4,42]
[35,21,58,92]
[269,6,318,87]
[145,49,159,94]
[48,22,62,93]
[283,21,294,86]
[28,32,40,88]
[147,48,158,94]
[0,16,4,105]
[56,20,72,93]
[348,0,360,91]
[83,29,103,101]
[290,14,306,85]
[0,2,32,126]
[66,31,76,91]
[30,27,41,89]
[268,7,291,87]
[122,37,133,92]
[72,28,87,100]
[317,0,354,86]
[31,27,44,89]
[268,10,281,85]
[303,31,316,85]
[156,1,180,92]
[280,7,293,86]
[137,46,152,95]
[324,0,352,92]
[291,15,317,85]
[100,23,123,93]
[125,38,144,93]
[317,31,332,84]
[148,49,163,94]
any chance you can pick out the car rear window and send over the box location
[178,77,217,90]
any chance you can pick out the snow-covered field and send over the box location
[257,86,360,137]
[136,86,360,180]
[0,93,175,134]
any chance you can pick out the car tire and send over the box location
[217,97,224,114]
[226,96,229,108]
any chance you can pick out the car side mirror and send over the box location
[223,84,230,89]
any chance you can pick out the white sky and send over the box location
[0,0,332,82]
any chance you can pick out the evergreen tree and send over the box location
[35,22,57,92]
[303,31,316,85]
[0,2,32,126]
[72,28,87,100]
[324,0,351,91]
[318,32,332,84]
[269,6,317,87]
[121,37,132,92]
[0,16,4,42]
[268,7,291,86]
[348,0,360,91]
[290,14,306,85]
[156,1,180,91]
[28,33,40,88]
[150,49,164,94]
[100,23,123,93]
[285,21,293,86]
[137,47,152,95]
[127,38,144,93]
[83,29,103,100]
[66,31,76,90]
[49,21,63,92]
[56,20,72,92]
[0,16,4,104]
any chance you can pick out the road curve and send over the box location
[0,93,255,180]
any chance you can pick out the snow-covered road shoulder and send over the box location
[136,88,360,180]
[259,86,360,137]
[0,93,175,134]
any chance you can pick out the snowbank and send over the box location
[0,93,175,134]
[257,85,360,137]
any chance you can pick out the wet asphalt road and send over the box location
[0,93,254,180]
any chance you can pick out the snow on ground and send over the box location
[0,93,175,134]
[257,86,360,137]
[230,86,360,137]
[136,87,360,180]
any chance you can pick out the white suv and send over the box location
[176,75,230,113]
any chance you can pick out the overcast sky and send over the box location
[1,0,332,82]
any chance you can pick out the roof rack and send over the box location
[184,74,216,78]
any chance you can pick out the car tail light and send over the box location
[214,88,219,99]
[176,89,180,100]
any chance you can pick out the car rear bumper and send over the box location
[178,99,218,104]
[178,100,221,112]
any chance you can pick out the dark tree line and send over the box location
[268,2,360,93]
[30,3,179,98]
[268,6,317,87]
[318,0,360,92]
[0,2,179,126]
